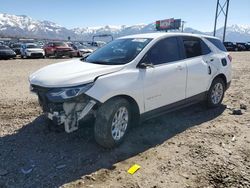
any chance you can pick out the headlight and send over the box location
[46,83,94,102]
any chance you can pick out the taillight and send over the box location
[228,54,232,62]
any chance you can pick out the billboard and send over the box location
[156,18,181,31]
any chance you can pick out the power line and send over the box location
[213,0,230,42]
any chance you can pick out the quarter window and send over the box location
[146,37,181,65]
[205,37,227,52]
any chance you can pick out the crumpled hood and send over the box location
[29,59,124,88]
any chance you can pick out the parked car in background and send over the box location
[245,42,250,51]
[223,42,238,51]
[0,45,16,60]
[36,41,45,48]
[44,41,73,58]
[236,43,247,51]
[67,42,94,57]
[88,41,107,48]
[10,43,22,55]
[29,33,232,148]
[20,43,45,58]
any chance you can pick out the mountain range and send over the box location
[0,13,250,42]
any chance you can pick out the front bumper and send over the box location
[27,52,45,58]
[31,85,98,133]
[55,50,73,57]
[0,54,16,59]
[46,100,96,132]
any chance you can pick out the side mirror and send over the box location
[137,55,154,69]
[138,62,154,69]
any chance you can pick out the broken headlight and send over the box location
[46,83,94,102]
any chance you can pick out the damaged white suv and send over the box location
[29,33,232,148]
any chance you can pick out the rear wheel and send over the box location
[207,78,225,108]
[94,98,131,148]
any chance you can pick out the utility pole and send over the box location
[181,21,186,32]
[213,0,230,42]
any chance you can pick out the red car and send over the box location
[44,42,74,58]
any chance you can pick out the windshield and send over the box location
[53,42,67,47]
[27,44,39,48]
[84,38,152,65]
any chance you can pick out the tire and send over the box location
[94,98,131,148]
[207,78,225,108]
[45,52,50,58]
[55,52,60,58]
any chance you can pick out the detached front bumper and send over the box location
[46,100,96,133]
[31,85,98,133]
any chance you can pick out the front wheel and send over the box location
[207,78,225,108]
[94,98,131,148]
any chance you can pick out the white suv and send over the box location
[21,43,45,58]
[29,33,232,148]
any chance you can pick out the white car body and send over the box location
[79,48,94,54]
[29,33,232,146]
[21,43,45,58]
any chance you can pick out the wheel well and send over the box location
[106,95,140,125]
[214,74,227,86]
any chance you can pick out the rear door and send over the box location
[141,37,187,112]
[181,36,213,98]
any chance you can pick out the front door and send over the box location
[141,37,187,112]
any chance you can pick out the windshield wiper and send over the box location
[87,61,110,65]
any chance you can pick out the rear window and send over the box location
[205,38,227,52]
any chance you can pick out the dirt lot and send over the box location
[0,53,249,188]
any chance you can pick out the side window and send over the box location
[147,37,181,65]
[183,37,202,58]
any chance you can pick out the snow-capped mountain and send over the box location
[212,24,250,42]
[0,13,250,42]
[0,13,77,39]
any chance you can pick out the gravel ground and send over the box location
[0,53,249,188]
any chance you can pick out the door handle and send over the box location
[176,65,183,71]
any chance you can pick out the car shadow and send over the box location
[0,103,226,187]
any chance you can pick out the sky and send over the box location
[0,0,249,31]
